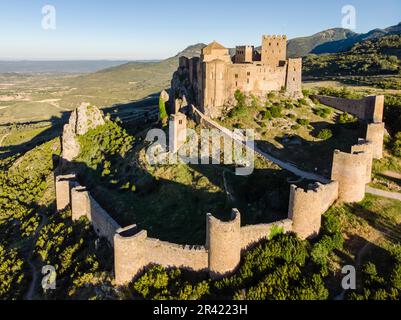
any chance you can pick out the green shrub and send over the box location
[297,118,310,126]
[125,265,209,300]
[338,112,357,124]
[263,110,272,120]
[158,95,168,126]
[229,90,248,117]
[270,105,283,118]
[267,92,276,100]
[393,132,401,157]
[298,98,308,106]
[317,129,333,140]
[291,124,301,130]
[285,101,295,109]
[314,107,332,118]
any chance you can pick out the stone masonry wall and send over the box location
[240,219,293,249]
[88,194,121,246]
[58,179,121,246]
[114,210,295,285]
[366,122,385,159]
[55,174,77,211]
[331,150,369,203]
[313,95,384,123]
[206,210,241,278]
[351,139,373,183]
[114,225,209,285]
[288,181,339,240]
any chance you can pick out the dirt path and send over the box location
[25,211,48,300]
[383,170,401,180]
[191,105,330,184]
[366,186,401,201]
[0,132,10,146]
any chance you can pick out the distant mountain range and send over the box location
[165,22,401,60]
[307,22,401,56]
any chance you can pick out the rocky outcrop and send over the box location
[160,90,170,103]
[61,103,105,162]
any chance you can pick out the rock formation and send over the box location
[61,103,105,161]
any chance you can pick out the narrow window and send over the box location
[247,72,250,76]
[235,74,238,78]
[247,79,250,84]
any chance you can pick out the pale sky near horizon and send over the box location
[0,0,400,60]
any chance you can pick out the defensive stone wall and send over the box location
[114,210,294,285]
[331,150,369,203]
[88,194,121,246]
[55,174,77,211]
[288,181,339,240]
[206,210,242,278]
[366,122,385,159]
[240,219,293,249]
[114,225,209,285]
[60,181,121,246]
[351,139,373,183]
[312,95,384,123]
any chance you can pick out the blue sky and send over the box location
[0,0,400,60]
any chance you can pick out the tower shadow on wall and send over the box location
[255,120,366,177]
[188,163,296,226]
[60,153,232,246]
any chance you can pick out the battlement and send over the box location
[331,150,370,203]
[351,139,373,183]
[171,34,302,118]
[288,181,339,239]
[262,35,287,40]
[312,95,384,123]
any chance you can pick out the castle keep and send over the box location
[172,35,302,118]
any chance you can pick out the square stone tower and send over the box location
[261,35,287,68]
[169,112,187,153]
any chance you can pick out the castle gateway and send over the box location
[172,35,303,118]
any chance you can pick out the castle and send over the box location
[56,91,385,285]
[171,35,302,118]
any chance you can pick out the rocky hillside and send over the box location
[312,22,401,55]
[303,34,401,77]
[287,28,357,57]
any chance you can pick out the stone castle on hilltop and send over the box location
[172,35,302,118]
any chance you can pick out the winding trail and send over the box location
[25,211,48,300]
[0,132,10,147]
[366,186,401,201]
[192,106,330,183]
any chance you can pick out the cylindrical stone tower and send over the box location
[206,209,241,278]
[331,150,368,203]
[71,186,90,221]
[114,226,147,286]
